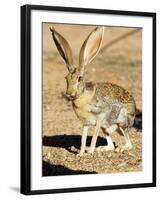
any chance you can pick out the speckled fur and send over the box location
[73,82,136,128]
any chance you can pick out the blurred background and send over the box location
[42,23,142,176]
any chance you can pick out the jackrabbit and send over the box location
[50,26,136,156]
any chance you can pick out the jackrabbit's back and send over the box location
[93,82,136,114]
[85,82,136,128]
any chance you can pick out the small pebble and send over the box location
[70,146,78,152]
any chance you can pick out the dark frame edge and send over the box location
[20,4,156,195]
[24,183,155,195]
[23,4,156,17]
[152,13,156,187]
[20,5,31,195]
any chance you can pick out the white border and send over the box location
[31,10,153,190]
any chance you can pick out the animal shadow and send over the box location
[133,111,142,130]
[43,134,107,151]
[43,161,96,176]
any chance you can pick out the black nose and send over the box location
[70,94,75,98]
[65,93,76,100]
[66,92,76,97]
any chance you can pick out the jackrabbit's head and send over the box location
[50,26,104,100]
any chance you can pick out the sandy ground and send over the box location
[42,23,142,176]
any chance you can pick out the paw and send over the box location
[77,149,89,157]
[83,147,94,155]
[88,149,94,155]
[96,146,115,152]
[115,144,132,153]
[77,152,84,157]
[123,143,133,150]
[115,147,124,153]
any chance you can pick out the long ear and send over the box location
[49,26,75,73]
[79,26,104,73]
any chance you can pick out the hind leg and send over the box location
[96,126,117,152]
[120,127,132,149]
[115,127,133,152]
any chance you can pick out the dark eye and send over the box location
[78,76,83,82]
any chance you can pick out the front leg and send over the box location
[115,127,133,152]
[78,126,88,156]
[88,120,101,154]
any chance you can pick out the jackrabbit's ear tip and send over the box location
[49,26,54,32]
[96,26,104,28]
[100,26,104,32]
[95,26,104,33]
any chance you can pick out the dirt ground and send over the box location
[42,23,142,176]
